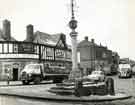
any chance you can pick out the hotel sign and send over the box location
[55,49,65,60]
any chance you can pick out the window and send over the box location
[9,43,13,53]
[34,45,39,54]
[3,44,8,53]
[4,64,11,73]
[46,48,54,60]
[14,44,18,53]
[66,51,71,60]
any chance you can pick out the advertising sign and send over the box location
[55,49,65,60]
[18,44,34,53]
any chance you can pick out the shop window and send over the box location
[5,68,9,73]
[4,64,11,74]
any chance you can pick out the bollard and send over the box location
[106,78,115,95]
[7,76,10,85]
[74,79,83,97]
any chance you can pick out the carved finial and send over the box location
[71,0,75,19]
[69,0,77,30]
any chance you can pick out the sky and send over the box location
[0,0,134,60]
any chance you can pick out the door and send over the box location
[13,68,18,81]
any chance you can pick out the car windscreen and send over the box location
[23,65,41,73]
[92,71,101,75]
[25,65,40,69]
[119,64,130,69]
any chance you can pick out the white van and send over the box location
[118,63,132,78]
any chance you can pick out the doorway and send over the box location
[13,68,18,81]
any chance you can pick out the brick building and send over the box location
[77,36,119,75]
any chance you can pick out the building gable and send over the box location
[56,34,67,49]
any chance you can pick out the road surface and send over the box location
[0,76,135,105]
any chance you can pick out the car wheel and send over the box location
[22,80,29,85]
[118,75,121,78]
[129,74,132,78]
[118,73,121,78]
[34,77,41,84]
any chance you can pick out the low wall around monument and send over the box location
[74,82,107,96]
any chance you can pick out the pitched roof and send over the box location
[33,31,62,46]
[9,37,16,41]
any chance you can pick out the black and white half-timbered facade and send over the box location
[0,20,71,80]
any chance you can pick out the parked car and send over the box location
[131,65,135,76]
[118,63,132,78]
[86,70,106,82]
[110,64,118,75]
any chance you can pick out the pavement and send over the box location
[0,80,132,102]
[0,81,22,86]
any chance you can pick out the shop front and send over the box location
[0,41,71,80]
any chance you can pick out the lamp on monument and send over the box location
[69,19,77,30]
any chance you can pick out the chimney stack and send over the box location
[85,36,88,41]
[60,33,67,48]
[61,34,66,42]
[26,24,34,42]
[3,19,11,41]
[91,38,94,43]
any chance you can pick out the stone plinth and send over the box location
[68,70,83,81]
[69,31,81,80]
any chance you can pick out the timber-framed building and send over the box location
[0,20,71,80]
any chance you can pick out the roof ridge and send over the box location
[34,31,62,46]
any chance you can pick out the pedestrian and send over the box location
[78,63,84,78]
[100,64,104,71]
[7,76,10,85]
[7,72,10,85]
